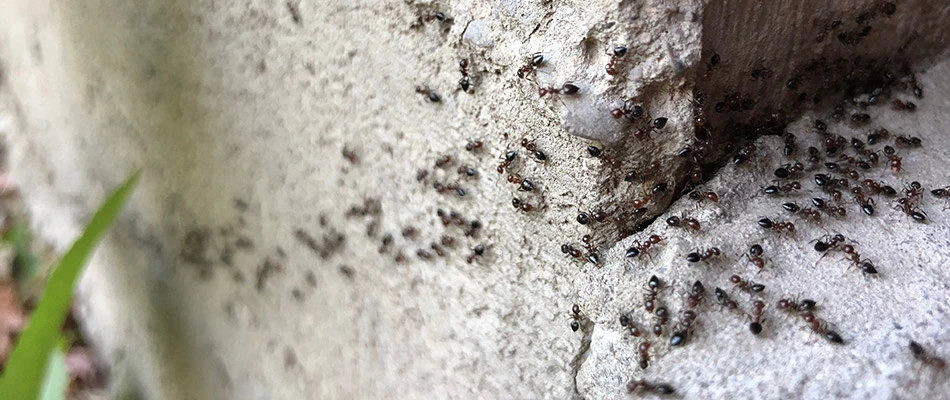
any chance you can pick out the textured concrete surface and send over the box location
[0,0,948,399]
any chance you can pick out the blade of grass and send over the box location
[38,342,68,400]
[0,171,140,399]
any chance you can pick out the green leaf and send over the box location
[0,171,140,399]
[38,343,68,400]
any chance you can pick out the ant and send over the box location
[561,244,583,259]
[625,379,675,396]
[458,59,473,92]
[932,186,950,209]
[774,161,804,179]
[507,174,536,192]
[538,82,580,98]
[688,190,720,203]
[465,244,486,264]
[520,138,547,162]
[686,247,721,263]
[643,275,662,313]
[625,235,663,260]
[892,99,917,112]
[605,45,628,75]
[670,310,697,347]
[511,198,534,213]
[517,53,544,80]
[496,150,517,174]
[745,244,766,269]
[757,218,795,233]
[686,280,705,308]
[457,165,478,178]
[883,145,902,173]
[570,304,583,332]
[895,135,922,147]
[798,207,823,223]
[714,287,739,312]
[748,300,766,336]
[653,307,669,336]
[802,312,845,344]
[414,85,441,102]
[861,180,897,197]
[762,181,801,195]
[851,188,875,215]
[464,139,483,152]
[610,100,644,120]
[909,340,947,371]
[624,161,660,182]
[730,275,765,294]
[702,52,720,79]
[666,215,700,232]
[619,313,642,337]
[777,297,817,313]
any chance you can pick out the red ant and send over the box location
[670,310,697,347]
[688,190,720,203]
[625,379,675,396]
[714,287,739,312]
[605,46,627,75]
[511,198,534,213]
[883,145,902,173]
[774,161,804,179]
[762,182,801,196]
[496,150,517,174]
[730,275,765,294]
[465,244,485,264]
[666,215,700,232]
[910,340,947,371]
[894,134,922,147]
[517,53,544,80]
[569,304,583,332]
[610,99,644,120]
[757,218,795,233]
[624,161,660,182]
[777,297,817,313]
[861,180,898,197]
[702,52,720,80]
[561,244,583,259]
[520,138,547,162]
[458,58,473,92]
[748,300,766,336]
[625,235,663,260]
[686,280,705,308]
[464,139,483,152]
[653,307,669,336]
[619,313,642,337]
[642,275,662,313]
[414,85,441,102]
[538,82,579,98]
[686,247,721,263]
[745,244,766,269]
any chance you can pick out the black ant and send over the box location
[520,138,547,162]
[685,247,721,263]
[730,275,765,294]
[625,378,675,396]
[517,53,544,80]
[458,59,473,92]
[748,300,766,336]
[909,340,947,371]
[605,46,627,75]
[570,304,583,332]
[414,85,441,102]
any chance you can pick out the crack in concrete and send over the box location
[568,319,595,400]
